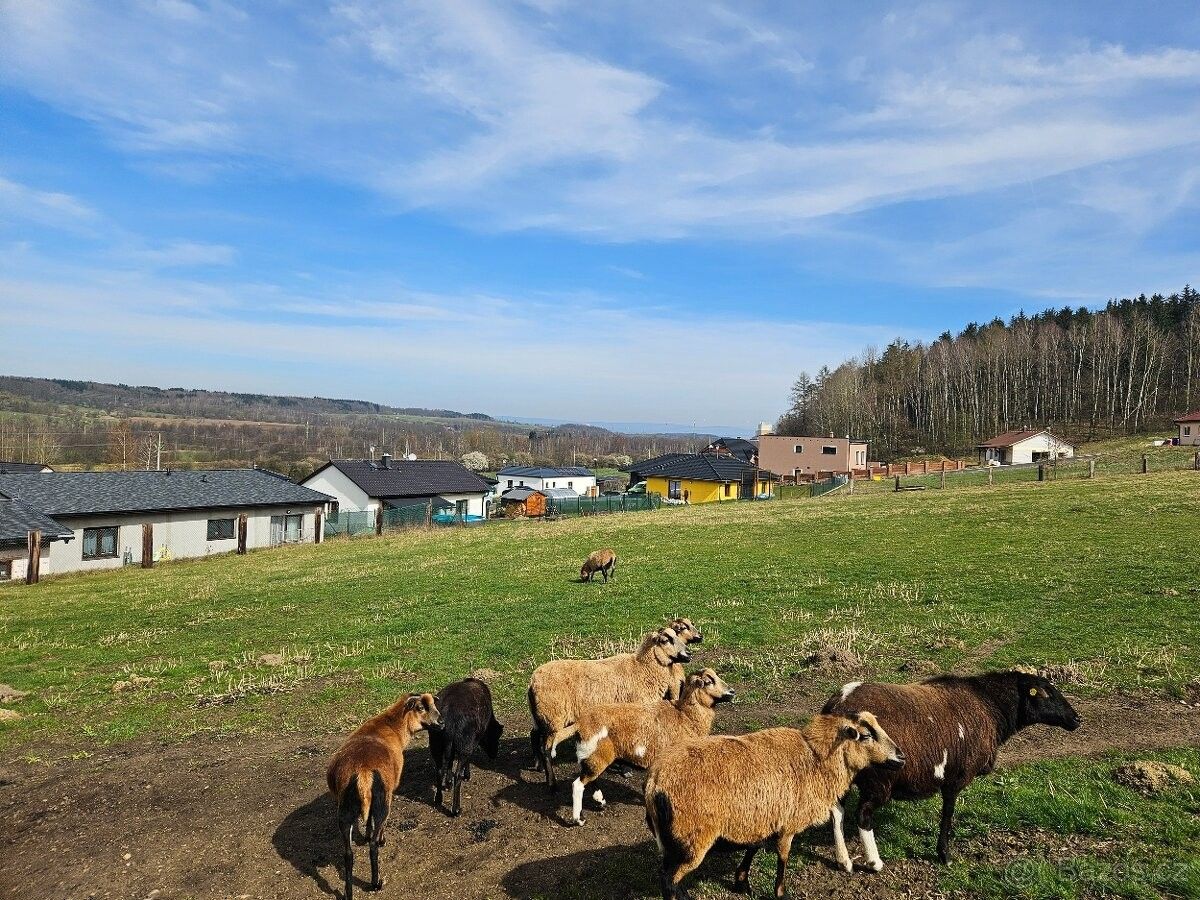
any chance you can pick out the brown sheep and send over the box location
[528,626,692,788]
[326,693,441,899]
[645,712,904,900]
[580,548,617,582]
[569,668,734,825]
[824,671,1080,868]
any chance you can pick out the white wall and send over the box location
[1008,433,1075,465]
[435,492,487,517]
[1180,423,1200,446]
[302,467,373,512]
[497,473,596,496]
[0,544,52,583]
[45,505,323,576]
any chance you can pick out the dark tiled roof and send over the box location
[629,452,773,483]
[0,469,332,517]
[1175,409,1200,423]
[0,498,74,546]
[500,486,542,502]
[704,438,758,461]
[496,465,594,478]
[312,460,491,498]
[0,461,52,474]
[976,429,1072,449]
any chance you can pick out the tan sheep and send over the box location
[528,626,692,788]
[580,548,617,582]
[326,693,441,899]
[645,711,904,899]
[569,668,734,825]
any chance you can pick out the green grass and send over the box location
[1,471,1197,752]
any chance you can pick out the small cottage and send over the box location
[976,429,1075,466]
[1175,410,1200,446]
[627,453,776,503]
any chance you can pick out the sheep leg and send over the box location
[855,786,890,872]
[660,846,704,900]
[542,731,566,789]
[571,740,616,823]
[451,756,468,817]
[367,834,381,892]
[340,823,355,900]
[773,833,795,899]
[732,846,759,893]
[830,802,852,872]
[936,786,961,864]
[528,727,546,772]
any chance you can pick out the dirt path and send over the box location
[1,692,1196,900]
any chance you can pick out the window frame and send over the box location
[668,479,682,500]
[0,559,11,581]
[794,444,803,453]
[82,525,119,561]
[723,482,732,497]
[207,517,236,541]
[821,445,837,455]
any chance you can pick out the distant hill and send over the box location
[0,375,708,477]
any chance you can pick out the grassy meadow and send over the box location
[2,468,1199,898]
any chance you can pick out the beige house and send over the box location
[977,429,1075,465]
[756,435,868,480]
[1176,410,1200,446]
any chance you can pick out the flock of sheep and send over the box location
[326,549,1082,900]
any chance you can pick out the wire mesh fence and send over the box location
[545,493,662,517]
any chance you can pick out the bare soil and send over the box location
[1,691,1196,900]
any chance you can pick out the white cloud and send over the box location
[0,175,98,229]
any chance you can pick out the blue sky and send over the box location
[2,1,1199,426]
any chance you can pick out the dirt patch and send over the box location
[0,692,1197,900]
[1112,760,1196,796]
[0,685,30,704]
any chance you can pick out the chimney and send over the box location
[380,452,392,469]
[757,422,772,436]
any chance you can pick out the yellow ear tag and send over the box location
[1029,687,1038,696]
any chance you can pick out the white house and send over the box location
[976,429,1076,466]
[301,455,493,520]
[495,465,596,497]
[1175,410,1200,446]
[0,468,332,581]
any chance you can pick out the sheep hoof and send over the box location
[731,879,751,894]
[570,817,585,827]
[866,860,884,873]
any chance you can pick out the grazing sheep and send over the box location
[569,668,735,825]
[326,693,441,900]
[823,671,1081,869]
[429,677,503,817]
[645,712,904,899]
[580,548,618,582]
[528,626,692,788]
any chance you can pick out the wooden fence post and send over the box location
[940,469,946,489]
[1195,451,1200,471]
[1038,464,1045,482]
[425,501,433,528]
[375,507,384,535]
[1141,454,1149,474]
[314,510,323,544]
[141,523,154,568]
[987,466,993,485]
[1088,459,1096,478]
[26,530,41,585]
[237,514,248,554]
[894,475,901,492]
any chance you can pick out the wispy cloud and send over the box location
[0,175,98,229]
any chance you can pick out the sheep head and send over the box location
[838,711,904,773]
[1014,673,1081,732]
[404,692,441,730]
[683,668,735,706]
[648,627,691,667]
[669,617,704,644]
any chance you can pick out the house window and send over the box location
[82,526,118,560]
[567,481,573,489]
[794,444,803,453]
[270,514,303,545]
[822,446,837,455]
[207,518,235,541]
[668,479,682,500]
[0,560,10,581]
[1186,426,1192,436]
[507,479,513,488]
[723,483,732,497]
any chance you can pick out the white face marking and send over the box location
[958,722,965,740]
[859,827,883,871]
[840,681,862,701]
[933,749,948,781]
[570,779,584,823]
[575,726,608,761]
[634,745,646,758]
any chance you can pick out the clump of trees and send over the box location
[778,286,1200,459]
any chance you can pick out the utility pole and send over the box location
[155,432,163,471]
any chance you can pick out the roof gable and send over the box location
[314,459,492,498]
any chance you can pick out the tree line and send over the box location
[778,285,1200,459]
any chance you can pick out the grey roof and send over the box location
[496,465,593,478]
[309,459,492,499]
[628,452,775,483]
[704,438,758,462]
[540,487,581,500]
[0,469,332,517]
[0,498,74,546]
[501,486,542,502]
[0,461,52,474]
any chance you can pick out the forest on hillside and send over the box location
[778,286,1200,459]
[0,377,706,477]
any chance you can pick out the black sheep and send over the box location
[823,671,1080,868]
[429,677,503,816]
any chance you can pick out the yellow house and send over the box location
[630,453,776,503]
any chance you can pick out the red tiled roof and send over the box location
[976,428,1057,448]
[1175,410,1200,423]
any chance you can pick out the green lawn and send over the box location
[2,471,1197,751]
